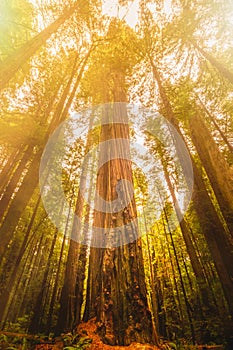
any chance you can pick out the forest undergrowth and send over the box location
[0,318,225,350]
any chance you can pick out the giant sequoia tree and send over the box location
[0,0,233,348]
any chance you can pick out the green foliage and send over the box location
[5,316,31,333]
[81,18,142,103]
[0,113,43,147]
[0,335,29,350]
[62,332,92,350]
[62,332,80,345]
[0,0,233,348]
[106,18,141,71]
[0,334,9,343]
[0,0,34,59]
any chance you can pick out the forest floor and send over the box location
[0,321,225,350]
[0,319,160,349]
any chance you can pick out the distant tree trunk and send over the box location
[163,205,196,344]
[0,52,91,257]
[0,195,42,324]
[56,115,94,334]
[191,40,233,85]
[50,51,80,127]
[73,214,90,326]
[0,147,23,192]
[84,71,157,346]
[155,142,221,335]
[196,95,233,153]
[55,201,84,333]
[16,234,46,321]
[157,142,206,279]
[46,232,67,332]
[150,58,233,321]
[2,228,44,328]
[160,146,213,311]
[0,145,34,220]
[54,46,94,125]
[74,163,95,326]
[192,166,233,319]
[152,257,166,338]
[159,220,185,337]
[143,216,159,336]
[0,152,42,257]
[28,228,58,333]
[189,113,233,235]
[0,2,80,89]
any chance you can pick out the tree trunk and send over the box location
[192,166,233,319]
[28,228,58,333]
[56,113,95,334]
[46,231,67,332]
[74,161,95,326]
[150,58,233,321]
[0,152,42,257]
[0,145,34,220]
[163,205,196,344]
[85,71,157,345]
[160,145,214,311]
[0,2,80,89]
[191,40,233,85]
[196,95,233,153]
[0,195,42,324]
[0,147,23,192]
[159,221,185,337]
[0,52,91,257]
[189,113,233,236]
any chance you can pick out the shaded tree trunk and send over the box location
[56,113,95,334]
[46,231,67,332]
[150,58,233,320]
[0,152,42,257]
[196,95,233,153]
[0,145,34,220]
[158,221,185,337]
[161,149,214,311]
[0,1,81,89]
[55,196,85,333]
[0,195,43,324]
[163,205,196,344]
[0,51,92,257]
[28,228,58,333]
[189,113,233,236]
[0,147,23,192]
